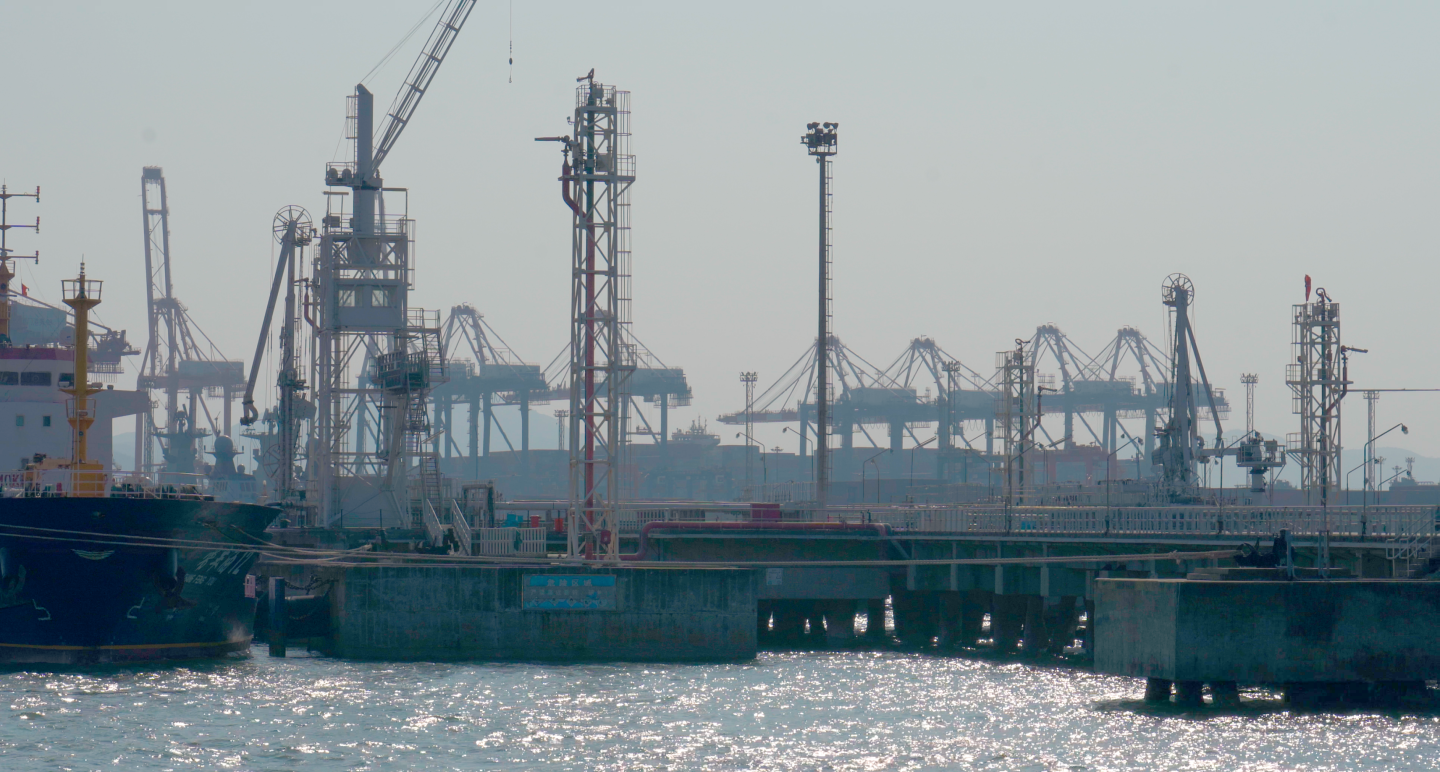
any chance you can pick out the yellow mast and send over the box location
[61,266,102,492]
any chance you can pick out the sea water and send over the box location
[2,646,1438,770]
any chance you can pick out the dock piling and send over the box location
[267,576,286,657]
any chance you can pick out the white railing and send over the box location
[836,504,1439,541]
[496,499,1440,549]
[473,527,547,557]
[422,498,446,549]
[450,500,473,557]
[1382,507,1438,575]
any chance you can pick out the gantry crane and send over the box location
[136,167,245,480]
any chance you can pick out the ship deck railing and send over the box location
[0,470,224,502]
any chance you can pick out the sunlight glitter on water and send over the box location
[1,647,1439,770]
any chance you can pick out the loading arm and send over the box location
[240,221,297,426]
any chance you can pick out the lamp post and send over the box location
[1363,423,1408,508]
[909,435,937,502]
[740,372,757,498]
[862,448,889,504]
[1379,467,1412,489]
[736,431,772,499]
[1106,438,1141,518]
[1345,459,1367,502]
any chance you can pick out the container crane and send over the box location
[136,167,245,480]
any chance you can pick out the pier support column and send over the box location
[820,601,857,645]
[770,601,807,644]
[756,600,774,640]
[990,594,1027,653]
[1174,680,1204,707]
[1143,678,1172,704]
[1082,599,1096,656]
[1044,596,1079,656]
[1022,595,1049,655]
[891,590,935,645]
[1208,681,1240,707]
[934,591,963,648]
[956,590,988,647]
[864,599,886,640]
[802,602,825,641]
[267,576,287,658]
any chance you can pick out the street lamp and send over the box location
[1380,466,1412,488]
[909,435,938,502]
[736,431,771,497]
[1363,423,1408,507]
[1345,458,1368,502]
[1106,438,1141,516]
[862,448,889,504]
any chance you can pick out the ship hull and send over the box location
[0,496,277,664]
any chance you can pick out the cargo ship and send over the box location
[0,263,277,664]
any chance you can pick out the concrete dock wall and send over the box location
[1095,578,1440,683]
[325,566,757,661]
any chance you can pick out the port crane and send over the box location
[243,0,475,528]
[137,167,245,480]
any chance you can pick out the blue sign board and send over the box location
[522,575,618,610]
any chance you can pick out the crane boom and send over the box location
[371,0,477,172]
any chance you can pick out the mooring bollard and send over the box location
[268,576,287,657]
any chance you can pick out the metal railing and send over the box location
[1383,507,1438,575]
[499,499,1440,552]
[421,499,447,548]
[450,500,473,557]
[472,527,547,557]
[0,470,232,502]
[823,504,1440,541]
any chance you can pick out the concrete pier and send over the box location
[1096,577,1440,702]
[322,566,756,661]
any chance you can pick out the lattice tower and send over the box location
[556,77,635,559]
[1285,292,1347,505]
[996,342,1035,507]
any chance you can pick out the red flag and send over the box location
[20,285,27,297]
[1304,275,1311,302]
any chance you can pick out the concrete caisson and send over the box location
[323,565,757,661]
[1096,578,1440,691]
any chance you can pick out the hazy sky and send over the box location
[3,1,1439,458]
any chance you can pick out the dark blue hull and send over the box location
[0,497,278,664]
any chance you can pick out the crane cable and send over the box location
[360,0,446,88]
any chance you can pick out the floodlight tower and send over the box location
[538,72,636,560]
[1240,374,1258,434]
[801,121,838,512]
